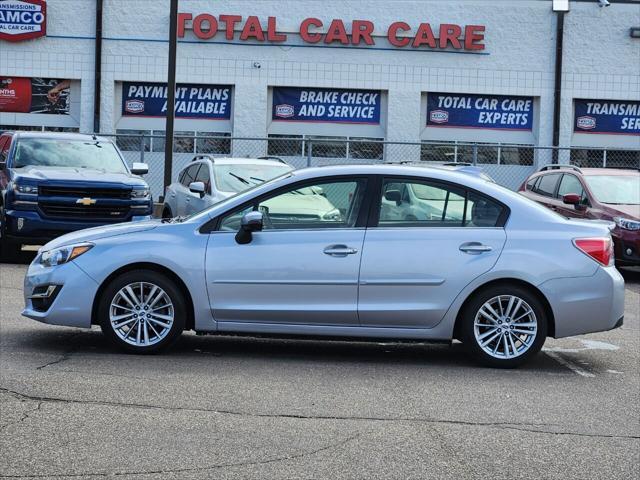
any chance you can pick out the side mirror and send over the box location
[384,189,402,206]
[131,162,149,175]
[235,211,263,245]
[189,181,206,198]
[562,193,587,211]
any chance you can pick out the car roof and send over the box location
[533,166,639,177]
[189,157,291,168]
[11,131,113,143]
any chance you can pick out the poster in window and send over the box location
[0,77,70,115]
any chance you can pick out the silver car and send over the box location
[162,156,293,218]
[23,164,625,368]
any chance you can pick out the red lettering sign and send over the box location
[176,14,486,51]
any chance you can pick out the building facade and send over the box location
[1,0,639,169]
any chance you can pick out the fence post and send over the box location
[139,135,145,163]
[603,148,607,168]
[472,144,478,166]
[307,139,312,167]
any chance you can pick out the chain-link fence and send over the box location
[104,133,640,200]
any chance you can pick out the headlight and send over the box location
[13,183,38,194]
[131,188,150,199]
[322,209,343,221]
[614,217,640,231]
[40,243,93,267]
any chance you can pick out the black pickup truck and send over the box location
[0,132,153,259]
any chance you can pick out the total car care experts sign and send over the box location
[427,93,534,131]
[0,0,46,42]
[574,100,640,135]
[178,14,486,52]
[122,82,232,120]
[272,87,381,124]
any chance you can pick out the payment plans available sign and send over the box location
[427,93,534,131]
[272,87,381,125]
[122,82,232,120]
[0,0,46,42]
[574,100,640,135]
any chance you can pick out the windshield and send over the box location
[213,163,292,193]
[13,138,129,173]
[585,175,640,205]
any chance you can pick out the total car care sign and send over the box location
[427,93,534,131]
[0,0,47,42]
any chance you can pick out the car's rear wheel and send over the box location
[98,270,185,353]
[460,285,547,368]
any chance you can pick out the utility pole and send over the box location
[163,0,179,201]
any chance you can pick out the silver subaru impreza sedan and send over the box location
[22,164,625,368]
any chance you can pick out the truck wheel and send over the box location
[0,238,22,262]
[98,270,186,354]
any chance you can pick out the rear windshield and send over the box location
[13,138,129,174]
[585,175,640,205]
[213,163,293,193]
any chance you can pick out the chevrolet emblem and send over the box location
[76,197,97,206]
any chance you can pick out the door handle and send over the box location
[323,245,359,257]
[459,242,493,254]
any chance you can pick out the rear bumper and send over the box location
[539,266,625,338]
[3,209,151,244]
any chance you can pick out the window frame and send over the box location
[202,175,376,233]
[533,173,561,198]
[367,175,510,229]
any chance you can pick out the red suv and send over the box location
[519,165,640,267]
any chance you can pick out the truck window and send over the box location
[13,138,128,174]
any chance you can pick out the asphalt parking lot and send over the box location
[1,253,638,480]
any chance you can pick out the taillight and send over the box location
[573,237,614,266]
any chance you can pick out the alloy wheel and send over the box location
[473,295,538,360]
[109,282,174,347]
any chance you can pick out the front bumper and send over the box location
[4,209,152,245]
[539,265,625,338]
[22,259,98,329]
[612,228,640,267]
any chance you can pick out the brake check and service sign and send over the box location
[0,0,46,42]
[122,82,232,120]
[574,100,640,135]
[273,87,381,124]
[427,93,534,131]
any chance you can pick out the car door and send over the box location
[555,173,590,219]
[205,176,369,326]
[530,173,562,212]
[187,162,212,214]
[358,177,508,328]
[176,164,199,216]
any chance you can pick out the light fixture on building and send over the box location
[631,28,640,39]
[552,0,570,12]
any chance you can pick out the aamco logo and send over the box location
[125,99,145,114]
[576,115,597,130]
[0,0,47,42]
[430,110,449,124]
[275,104,295,118]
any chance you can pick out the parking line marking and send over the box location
[544,351,596,378]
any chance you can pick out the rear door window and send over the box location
[533,174,561,197]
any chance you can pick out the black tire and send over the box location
[98,270,186,354]
[459,284,548,368]
[0,208,22,262]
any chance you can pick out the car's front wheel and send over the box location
[459,285,548,368]
[98,270,186,353]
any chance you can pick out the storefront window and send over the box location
[421,141,533,166]
[116,129,151,152]
[570,149,640,169]
[350,137,384,160]
[196,132,231,155]
[268,134,304,157]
